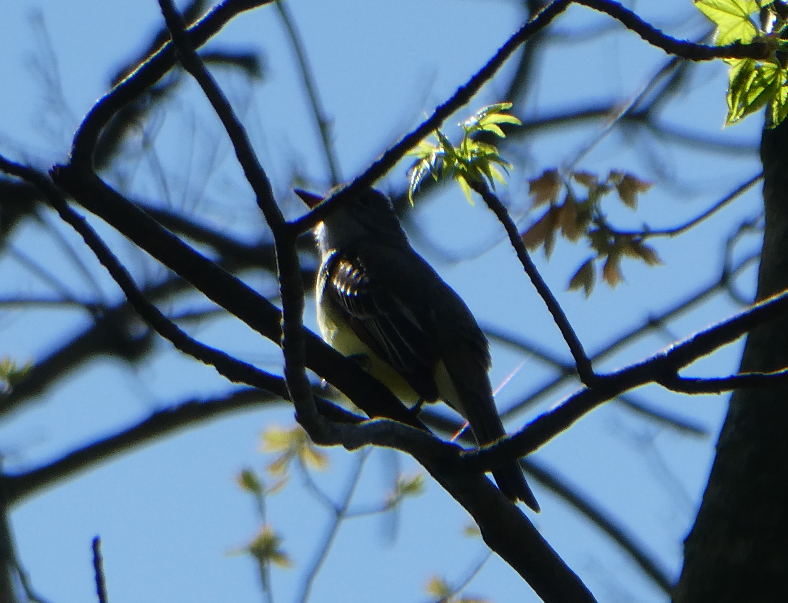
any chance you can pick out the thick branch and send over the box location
[157,0,331,441]
[466,287,788,471]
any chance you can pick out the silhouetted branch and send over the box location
[92,537,109,603]
[3,387,363,505]
[72,0,277,164]
[576,0,770,61]
[276,0,341,186]
[472,182,595,383]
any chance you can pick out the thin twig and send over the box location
[473,182,595,383]
[468,286,788,471]
[71,0,277,163]
[3,389,284,504]
[441,551,494,602]
[614,173,763,239]
[297,449,370,603]
[659,368,788,394]
[92,537,109,603]
[158,0,332,443]
[485,328,707,436]
[524,458,672,593]
[275,0,341,186]
[0,157,287,397]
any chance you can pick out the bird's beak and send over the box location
[294,189,324,209]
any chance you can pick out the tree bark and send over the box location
[673,119,788,601]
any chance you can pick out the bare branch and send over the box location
[92,537,109,603]
[3,388,361,505]
[275,0,341,186]
[659,368,788,394]
[290,0,574,234]
[469,287,788,468]
[72,0,277,164]
[472,182,595,384]
[575,0,770,61]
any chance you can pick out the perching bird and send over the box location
[297,188,539,511]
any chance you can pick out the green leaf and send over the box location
[480,112,522,126]
[247,526,293,568]
[456,174,473,203]
[726,59,787,124]
[770,77,788,125]
[695,0,759,45]
[237,468,263,494]
[488,163,507,186]
[477,122,506,137]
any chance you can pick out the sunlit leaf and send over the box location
[479,112,522,126]
[770,78,788,125]
[695,0,760,45]
[457,174,473,203]
[301,444,329,470]
[261,424,328,476]
[0,356,31,392]
[478,122,506,137]
[426,576,452,599]
[727,59,786,124]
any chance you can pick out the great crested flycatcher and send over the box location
[297,188,539,511]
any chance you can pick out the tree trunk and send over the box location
[673,119,788,601]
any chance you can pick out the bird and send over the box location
[297,188,539,511]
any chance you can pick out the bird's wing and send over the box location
[322,248,440,400]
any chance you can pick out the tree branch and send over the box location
[468,287,788,469]
[472,182,595,383]
[575,0,770,61]
[72,0,277,164]
[157,0,332,442]
[290,0,574,234]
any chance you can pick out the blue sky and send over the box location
[0,1,767,602]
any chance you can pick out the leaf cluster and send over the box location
[408,103,521,203]
[261,424,329,476]
[523,169,659,296]
[695,0,788,125]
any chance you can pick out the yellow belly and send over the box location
[317,298,422,407]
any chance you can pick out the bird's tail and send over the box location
[445,367,540,511]
[492,460,540,512]
[436,354,540,512]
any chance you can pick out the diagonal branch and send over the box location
[290,0,574,234]
[72,0,277,163]
[157,0,329,442]
[575,0,770,61]
[471,181,595,384]
[467,287,788,471]
[276,0,342,186]
[50,165,425,430]
[0,156,286,397]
